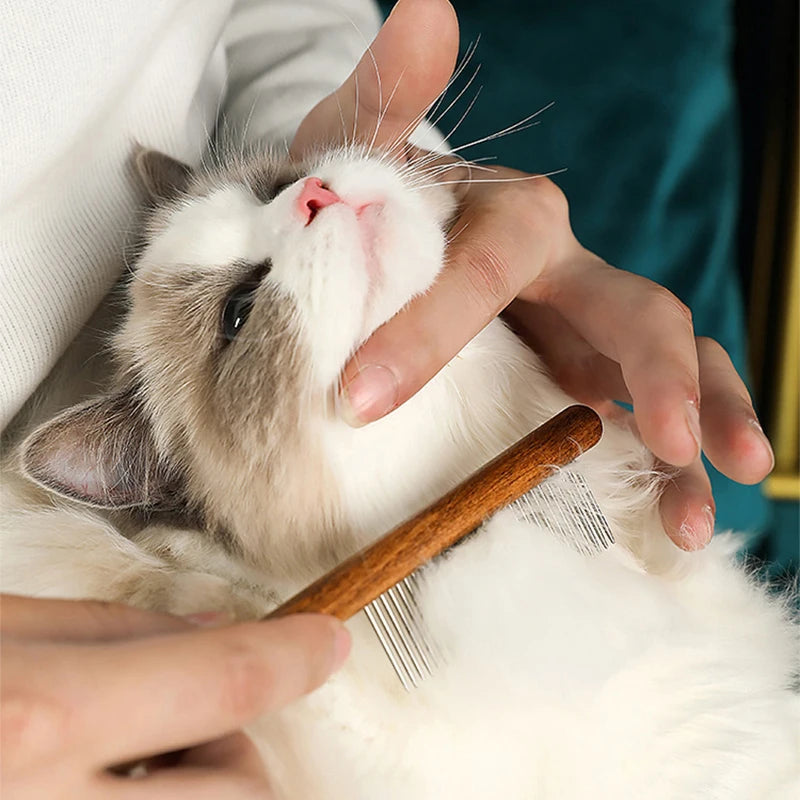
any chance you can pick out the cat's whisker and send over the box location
[420,159,497,176]
[335,10,389,157]
[426,36,481,125]
[383,37,543,179]
[408,161,497,182]
[374,96,450,169]
[379,38,484,165]
[359,37,386,158]
[281,138,294,165]
[126,273,177,291]
[399,150,498,187]
[458,155,498,166]
[404,166,466,184]
[399,106,552,187]
[429,64,482,137]
[445,218,472,245]
[351,54,364,150]
[415,168,567,192]
[193,78,228,171]
[237,92,264,162]
[439,85,484,148]
[446,102,555,156]
[332,90,351,152]
[368,68,408,158]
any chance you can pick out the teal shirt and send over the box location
[381,0,769,536]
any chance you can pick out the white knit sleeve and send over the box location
[220,0,383,146]
[220,0,447,152]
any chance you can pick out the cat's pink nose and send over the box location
[296,177,340,225]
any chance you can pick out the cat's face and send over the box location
[132,148,455,393]
[23,146,457,567]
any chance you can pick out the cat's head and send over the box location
[21,144,459,568]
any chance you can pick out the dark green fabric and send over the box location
[381,0,770,537]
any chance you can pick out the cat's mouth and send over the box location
[354,202,384,301]
[317,194,385,307]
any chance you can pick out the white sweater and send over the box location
[0,0,384,431]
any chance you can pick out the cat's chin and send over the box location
[356,203,385,303]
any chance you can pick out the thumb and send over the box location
[291,0,459,158]
[0,594,195,641]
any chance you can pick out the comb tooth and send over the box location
[364,602,413,691]
[398,576,443,668]
[393,579,437,675]
[542,480,572,547]
[540,479,587,553]
[377,590,423,684]
[511,470,615,555]
[396,584,436,679]
[566,480,595,553]
[385,586,430,680]
[582,477,614,548]
[565,473,615,550]
[374,594,420,688]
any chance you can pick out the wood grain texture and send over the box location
[267,405,602,621]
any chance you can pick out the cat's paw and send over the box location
[127,525,275,620]
[125,570,270,621]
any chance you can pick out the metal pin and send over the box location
[375,592,421,685]
[385,586,428,680]
[364,602,413,691]
[367,469,614,690]
[394,580,437,673]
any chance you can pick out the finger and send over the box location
[659,458,716,550]
[176,731,265,778]
[339,174,560,422]
[503,299,632,411]
[533,255,702,468]
[0,595,193,641]
[290,0,458,158]
[100,765,271,800]
[109,733,263,779]
[694,337,774,483]
[61,615,349,765]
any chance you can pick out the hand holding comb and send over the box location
[267,405,614,688]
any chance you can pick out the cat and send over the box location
[1,142,798,799]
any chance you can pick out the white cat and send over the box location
[1,144,798,799]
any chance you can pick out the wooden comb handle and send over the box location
[268,404,602,621]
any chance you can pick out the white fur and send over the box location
[2,147,798,799]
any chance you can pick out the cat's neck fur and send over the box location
[228,320,580,582]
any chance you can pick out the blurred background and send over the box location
[381,0,798,577]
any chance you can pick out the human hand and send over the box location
[291,0,774,551]
[1,594,350,799]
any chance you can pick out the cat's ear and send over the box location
[21,389,181,509]
[134,147,193,202]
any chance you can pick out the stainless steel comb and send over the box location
[268,405,615,690]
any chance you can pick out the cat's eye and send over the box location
[220,261,271,342]
[222,288,256,341]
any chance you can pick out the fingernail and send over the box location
[685,399,702,457]
[678,503,715,550]
[331,624,352,671]
[748,417,775,473]
[182,611,234,628]
[699,503,715,545]
[339,365,399,427]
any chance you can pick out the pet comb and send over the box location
[268,405,614,689]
